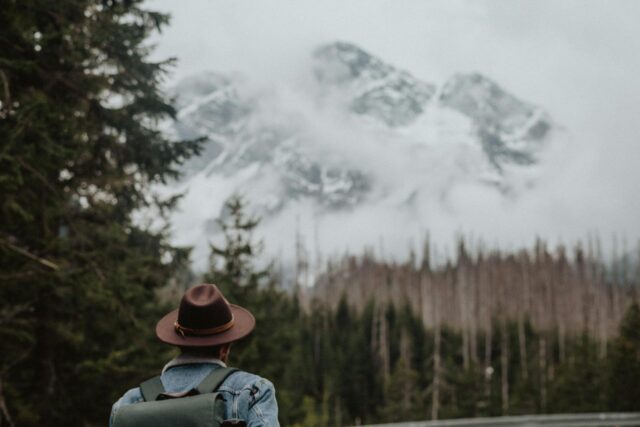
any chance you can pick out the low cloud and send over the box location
[146,0,640,270]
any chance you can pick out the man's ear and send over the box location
[220,343,232,361]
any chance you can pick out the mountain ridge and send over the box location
[160,41,560,268]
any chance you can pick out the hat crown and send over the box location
[155,283,255,347]
[177,284,233,331]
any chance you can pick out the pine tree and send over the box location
[380,329,420,422]
[206,194,268,302]
[607,302,640,410]
[549,335,605,413]
[204,195,309,425]
[0,1,201,425]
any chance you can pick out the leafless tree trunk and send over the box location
[539,336,547,412]
[400,331,413,412]
[500,318,509,414]
[432,320,441,421]
[558,324,566,364]
[484,322,493,402]
[518,315,528,381]
[379,306,390,384]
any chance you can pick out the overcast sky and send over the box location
[147,0,640,121]
[145,0,640,255]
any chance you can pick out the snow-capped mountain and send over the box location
[313,42,437,127]
[161,41,559,269]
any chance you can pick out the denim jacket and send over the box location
[110,356,279,427]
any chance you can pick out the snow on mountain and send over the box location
[313,41,437,127]
[160,41,560,271]
[439,72,552,169]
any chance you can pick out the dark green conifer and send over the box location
[204,195,308,425]
[607,303,640,410]
[549,335,606,413]
[205,194,267,302]
[0,1,201,425]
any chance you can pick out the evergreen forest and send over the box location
[205,196,640,426]
[1,2,639,426]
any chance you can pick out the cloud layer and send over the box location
[145,0,640,268]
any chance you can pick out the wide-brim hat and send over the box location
[156,284,255,347]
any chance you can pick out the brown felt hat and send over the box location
[156,284,255,347]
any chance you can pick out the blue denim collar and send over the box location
[161,355,227,374]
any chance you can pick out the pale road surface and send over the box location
[358,413,640,427]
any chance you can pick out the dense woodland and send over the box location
[205,197,640,426]
[1,2,640,427]
[0,1,202,425]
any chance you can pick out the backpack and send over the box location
[112,367,240,427]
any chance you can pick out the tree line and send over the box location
[206,197,640,426]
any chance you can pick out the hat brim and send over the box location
[155,304,255,347]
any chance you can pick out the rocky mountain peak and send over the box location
[440,72,538,133]
[312,41,394,84]
[160,41,562,268]
[313,42,436,127]
[438,72,552,168]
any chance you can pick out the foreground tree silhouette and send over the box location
[0,1,201,425]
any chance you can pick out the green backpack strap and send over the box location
[196,367,239,395]
[140,376,165,402]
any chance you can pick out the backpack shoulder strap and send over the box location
[196,367,239,395]
[140,375,165,402]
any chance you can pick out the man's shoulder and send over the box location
[114,366,273,398]
[159,363,274,394]
[221,368,275,393]
[117,386,144,405]
[221,368,278,424]
[110,386,143,424]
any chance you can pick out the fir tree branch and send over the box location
[0,69,10,112]
[0,235,60,271]
[0,304,32,326]
[14,157,60,196]
[0,377,16,427]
